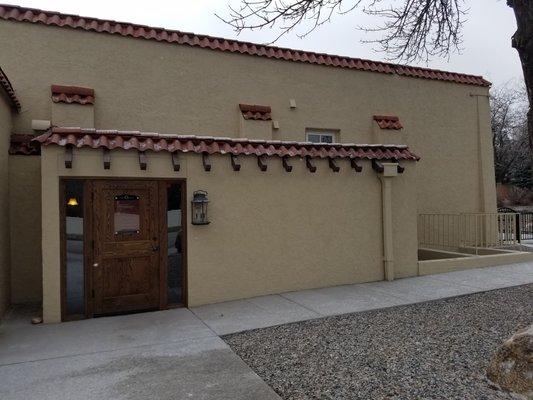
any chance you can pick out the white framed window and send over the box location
[306,129,338,144]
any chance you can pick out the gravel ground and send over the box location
[224,284,532,400]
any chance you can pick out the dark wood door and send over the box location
[92,180,160,315]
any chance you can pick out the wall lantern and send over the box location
[191,190,210,225]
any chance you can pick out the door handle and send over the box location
[152,245,160,252]
[93,263,99,268]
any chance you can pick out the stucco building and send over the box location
[0,4,504,323]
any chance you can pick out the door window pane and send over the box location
[167,183,183,304]
[65,180,85,316]
[114,194,140,234]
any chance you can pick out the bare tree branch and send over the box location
[218,1,363,44]
[360,0,466,62]
[217,0,465,62]
[219,0,533,152]
[491,83,531,187]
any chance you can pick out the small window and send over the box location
[306,130,337,143]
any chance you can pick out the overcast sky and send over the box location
[13,0,523,87]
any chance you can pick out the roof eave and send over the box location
[0,66,21,112]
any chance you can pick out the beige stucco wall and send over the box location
[0,18,496,312]
[9,156,42,304]
[51,102,94,128]
[0,92,12,318]
[0,20,495,216]
[40,146,418,322]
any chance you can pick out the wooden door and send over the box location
[92,180,160,315]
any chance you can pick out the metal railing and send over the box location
[519,212,533,240]
[418,213,518,251]
[497,208,533,242]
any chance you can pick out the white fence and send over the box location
[418,213,518,251]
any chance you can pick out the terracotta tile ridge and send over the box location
[0,4,490,87]
[0,65,21,111]
[42,126,412,149]
[373,115,399,121]
[239,104,272,113]
[51,84,94,97]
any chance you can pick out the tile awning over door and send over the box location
[33,127,420,161]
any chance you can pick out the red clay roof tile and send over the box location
[0,66,21,112]
[9,134,40,155]
[33,127,420,161]
[51,84,95,105]
[239,104,272,121]
[373,115,403,130]
[0,4,490,88]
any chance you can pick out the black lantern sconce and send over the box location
[191,190,210,225]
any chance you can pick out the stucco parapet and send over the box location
[0,4,490,88]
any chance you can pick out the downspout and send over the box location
[374,161,400,281]
[470,92,492,213]
[473,93,485,212]
[471,92,497,245]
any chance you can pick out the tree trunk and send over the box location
[508,0,533,153]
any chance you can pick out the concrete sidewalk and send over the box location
[0,262,531,399]
[0,308,280,400]
[191,262,533,335]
